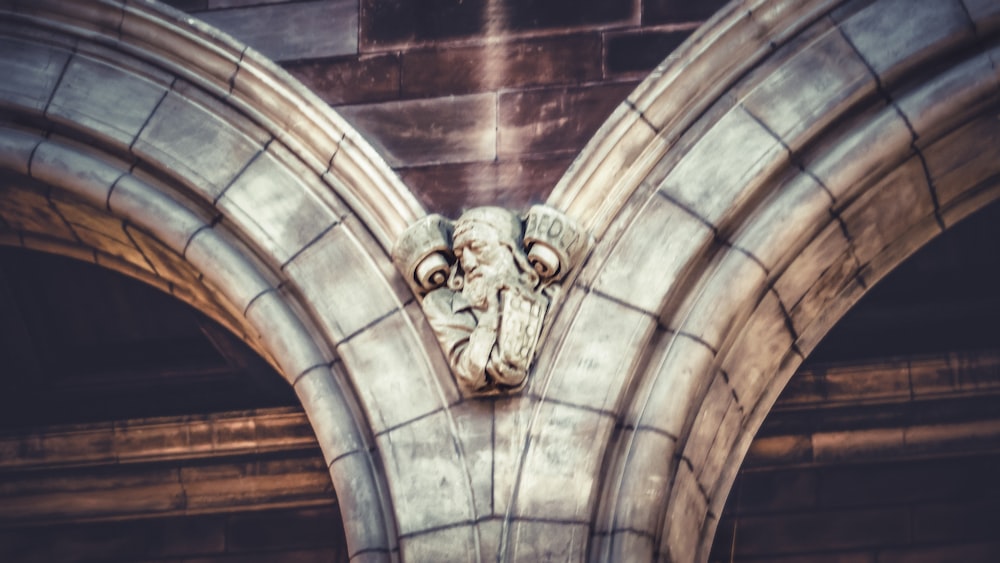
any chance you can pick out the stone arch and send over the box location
[523,0,1000,560]
[0,1,485,560]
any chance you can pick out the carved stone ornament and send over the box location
[393,205,590,394]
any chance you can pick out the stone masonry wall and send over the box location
[163,0,728,216]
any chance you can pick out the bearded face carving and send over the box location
[393,206,589,394]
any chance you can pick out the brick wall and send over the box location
[164,0,726,215]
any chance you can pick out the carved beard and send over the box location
[463,272,492,310]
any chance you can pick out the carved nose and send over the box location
[464,254,477,269]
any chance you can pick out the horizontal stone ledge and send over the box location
[745,418,1000,470]
[0,452,334,527]
[0,406,317,472]
[775,350,1000,411]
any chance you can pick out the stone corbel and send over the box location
[393,205,591,394]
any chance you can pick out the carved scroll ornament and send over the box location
[393,205,589,394]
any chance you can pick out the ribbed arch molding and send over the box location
[523,0,1000,561]
[0,1,484,561]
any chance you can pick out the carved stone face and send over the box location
[454,222,518,309]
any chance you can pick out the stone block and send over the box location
[605,530,655,562]
[0,127,39,175]
[772,219,852,326]
[673,249,769,352]
[0,37,69,112]
[898,52,998,147]
[196,0,358,61]
[447,400,494,518]
[839,0,974,87]
[593,191,714,314]
[398,156,573,217]
[743,26,871,151]
[245,290,328,382]
[336,93,496,168]
[30,141,124,210]
[286,53,400,106]
[538,293,655,412]
[283,224,398,343]
[605,29,693,75]
[335,311,448,433]
[498,82,635,158]
[661,462,708,563]
[634,334,716,437]
[840,156,936,265]
[514,401,615,521]
[48,55,167,147]
[682,374,740,482]
[719,290,797,411]
[922,114,1000,210]
[217,144,342,266]
[401,34,603,98]
[328,451,395,555]
[374,410,476,535]
[133,85,270,201]
[607,428,676,537]
[506,520,589,561]
[183,227,274,313]
[731,171,832,274]
[657,105,788,225]
[492,396,535,516]
[398,525,478,563]
[803,103,912,200]
[293,368,364,464]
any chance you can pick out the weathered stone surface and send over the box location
[592,191,714,313]
[283,224,398,342]
[741,26,871,150]
[335,311,449,432]
[498,82,636,158]
[838,0,973,87]
[398,525,478,563]
[286,53,400,106]
[195,0,358,61]
[133,87,270,201]
[399,156,572,217]
[604,428,676,537]
[839,157,936,265]
[48,55,168,147]
[538,293,655,412]
[182,227,274,313]
[217,143,342,266]
[633,334,716,437]
[656,105,787,225]
[0,37,69,112]
[375,411,476,536]
[507,520,589,561]
[447,401,494,518]
[401,34,603,98]
[337,93,496,168]
[328,451,394,555]
[514,401,615,521]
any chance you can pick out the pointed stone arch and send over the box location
[0,1,485,560]
[525,0,1000,560]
